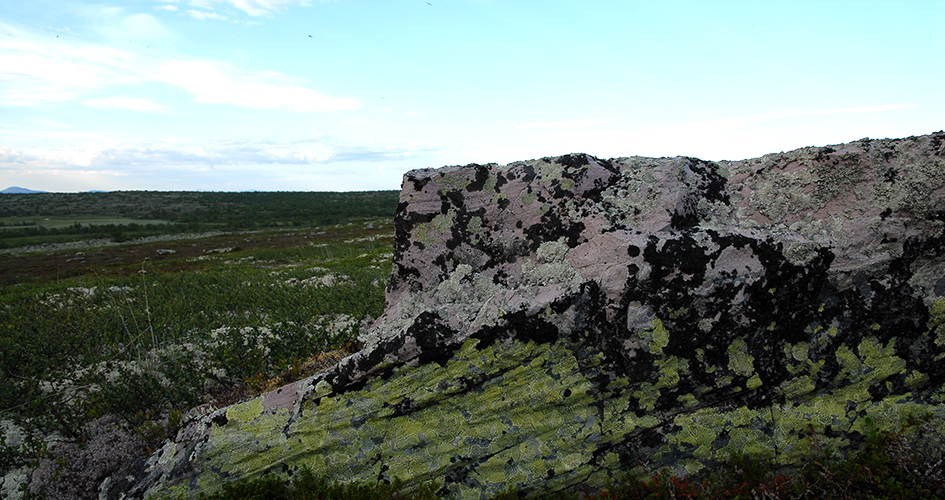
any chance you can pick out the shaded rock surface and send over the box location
[103,132,945,499]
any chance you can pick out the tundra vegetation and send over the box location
[0,191,398,498]
[1,189,944,499]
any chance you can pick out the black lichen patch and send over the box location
[555,154,590,170]
[383,397,417,418]
[522,209,587,251]
[929,131,945,156]
[409,176,431,192]
[410,311,461,367]
[683,157,730,206]
[465,164,490,192]
[472,310,561,350]
[324,312,459,394]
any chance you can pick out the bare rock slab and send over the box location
[104,132,945,499]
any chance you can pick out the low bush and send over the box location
[0,222,394,495]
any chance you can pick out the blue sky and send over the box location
[1,1,942,192]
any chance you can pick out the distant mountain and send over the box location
[1,186,46,194]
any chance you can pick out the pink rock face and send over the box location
[361,134,945,360]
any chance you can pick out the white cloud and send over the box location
[155,5,179,11]
[167,0,315,17]
[0,136,426,190]
[83,97,166,112]
[183,9,230,21]
[0,137,425,170]
[0,23,143,105]
[0,22,357,112]
[517,118,615,129]
[156,60,358,111]
[225,0,313,17]
[97,13,175,43]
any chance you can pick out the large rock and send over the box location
[103,132,945,499]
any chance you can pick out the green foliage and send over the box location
[0,221,393,471]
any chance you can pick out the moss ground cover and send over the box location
[0,219,394,491]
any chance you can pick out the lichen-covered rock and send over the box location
[102,132,945,499]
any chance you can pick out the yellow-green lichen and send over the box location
[783,375,815,399]
[225,397,264,424]
[138,291,945,500]
[858,336,906,381]
[655,356,689,389]
[906,370,930,389]
[727,338,755,377]
[642,318,670,355]
[633,382,661,412]
[931,298,945,347]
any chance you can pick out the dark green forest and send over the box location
[0,191,400,247]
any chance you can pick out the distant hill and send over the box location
[1,187,46,194]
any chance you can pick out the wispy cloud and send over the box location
[0,23,142,105]
[0,21,357,112]
[82,97,166,112]
[166,0,316,17]
[0,137,428,170]
[183,9,231,21]
[155,5,179,12]
[517,118,615,130]
[97,13,174,42]
[157,60,358,111]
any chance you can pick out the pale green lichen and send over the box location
[520,240,583,292]
[440,173,471,190]
[415,209,456,245]
[314,379,333,397]
[467,216,483,244]
[537,161,564,181]
[522,189,538,206]
[483,174,498,194]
